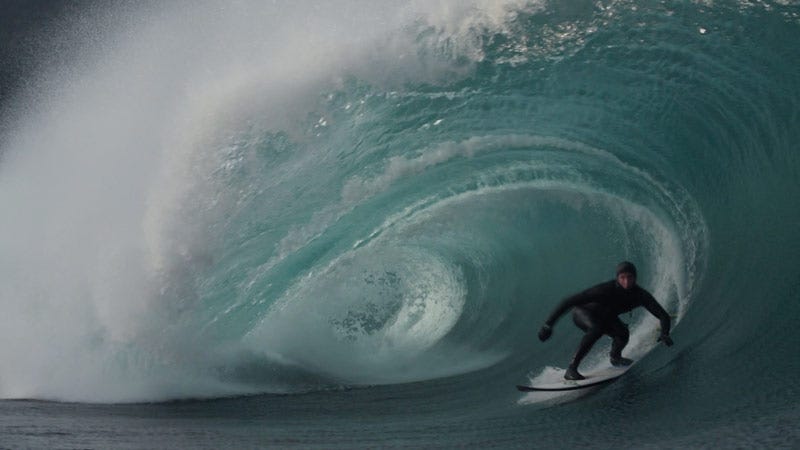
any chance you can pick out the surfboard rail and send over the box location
[517,365,630,392]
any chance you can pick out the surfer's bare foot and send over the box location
[564,366,585,380]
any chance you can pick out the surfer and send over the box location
[537,261,673,380]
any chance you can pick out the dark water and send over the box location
[1,0,799,448]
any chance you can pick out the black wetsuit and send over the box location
[545,280,671,368]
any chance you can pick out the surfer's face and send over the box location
[617,272,636,289]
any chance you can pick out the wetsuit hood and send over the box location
[616,261,637,277]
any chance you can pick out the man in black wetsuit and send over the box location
[538,261,674,380]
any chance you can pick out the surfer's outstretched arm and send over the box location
[538,284,604,341]
[641,292,673,345]
[544,285,602,327]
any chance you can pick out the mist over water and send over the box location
[1,0,799,447]
[0,0,560,402]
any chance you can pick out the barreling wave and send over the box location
[0,2,797,427]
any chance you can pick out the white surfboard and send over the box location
[517,365,631,392]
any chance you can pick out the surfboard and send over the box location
[517,365,630,392]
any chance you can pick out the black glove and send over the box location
[538,324,552,342]
[658,333,674,347]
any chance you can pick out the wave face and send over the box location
[1,0,799,445]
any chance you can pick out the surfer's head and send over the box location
[616,261,637,289]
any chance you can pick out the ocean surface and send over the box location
[1,1,799,448]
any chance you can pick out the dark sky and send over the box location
[0,0,113,140]
[0,1,76,98]
[0,0,157,111]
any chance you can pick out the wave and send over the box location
[0,0,798,413]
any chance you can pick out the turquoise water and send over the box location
[1,1,799,447]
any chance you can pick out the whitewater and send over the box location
[1,0,799,448]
